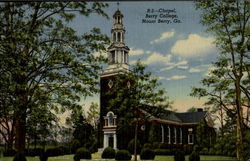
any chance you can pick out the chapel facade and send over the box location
[98,9,215,152]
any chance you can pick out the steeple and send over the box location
[102,9,130,76]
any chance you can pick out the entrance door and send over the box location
[108,136,114,148]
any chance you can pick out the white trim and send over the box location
[161,124,164,143]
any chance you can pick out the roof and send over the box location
[175,111,207,123]
[113,10,123,18]
[140,105,207,124]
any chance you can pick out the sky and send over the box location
[69,1,219,113]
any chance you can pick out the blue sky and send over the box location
[70,1,218,112]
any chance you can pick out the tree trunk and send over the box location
[235,80,244,161]
[134,118,138,161]
[15,112,26,153]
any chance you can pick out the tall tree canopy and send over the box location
[106,61,172,160]
[192,1,249,160]
[0,2,109,152]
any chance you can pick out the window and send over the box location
[188,134,194,144]
[113,33,116,42]
[117,32,121,42]
[174,127,177,144]
[108,112,114,126]
[180,128,182,144]
[111,51,115,63]
[124,53,127,64]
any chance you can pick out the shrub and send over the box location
[102,147,116,159]
[140,148,155,160]
[13,152,27,161]
[71,139,81,154]
[46,147,63,157]
[39,151,48,161]
[115,150,131,160]
[154,149,171,155]
[26,148,43,156]
[189,151,200,161]
[152,142,160,149]
[127,139,141,154]
[143,143,152,149]
[4,149,16,156]
[74,147,91,161]
[174,149,185,161]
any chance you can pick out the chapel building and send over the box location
[98,9,215,152]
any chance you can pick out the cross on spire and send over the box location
[117,2,120,10]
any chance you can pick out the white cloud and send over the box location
[171,34,216,57]
[160,60,189,71]
[143,52,172,65]
[130,48,145,56]
[166,75,187,80]
[150,29,175,44]
[158,75,187,81]
[189,67,202,73]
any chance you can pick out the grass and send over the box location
[0,154,237,161]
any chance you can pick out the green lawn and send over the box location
[0,154,237,161]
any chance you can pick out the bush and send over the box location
[154,149,171,155]
[13,152,27,161]
[4,149,16,156]
[115,150,131,160]
[174,149,185,161]
[71,139,81,154]
[26,148,43,156]
[189,151,200,161]
[127,139,141,154]
[143,143,152,149]
[102,147,116,159]
[46,147,63,157]
[74,147,91,161]
[140,148,155,160]
[152,142,160,149]
[39,151,48,161]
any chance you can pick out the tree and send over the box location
[71,112,94,149]
[193,1,249,160]
[87,102,99,129]
[0,2,109,153]
[106,60,172,161]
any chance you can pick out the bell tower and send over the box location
[103,9,130,75]
[99,9,130,149]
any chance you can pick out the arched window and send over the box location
[108,112,114,126]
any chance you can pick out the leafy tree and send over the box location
[70,111,94,149]
[106,60,172,161]
[193,1,249,160]
[187,107,198,112]
[87,102,99,128]
[0,2,109,153]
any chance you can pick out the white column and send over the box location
[161,125,164,143]
[116,32,118,42]
[114,133,117,150]
[121,32,123,42]
[103,134,107,148]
